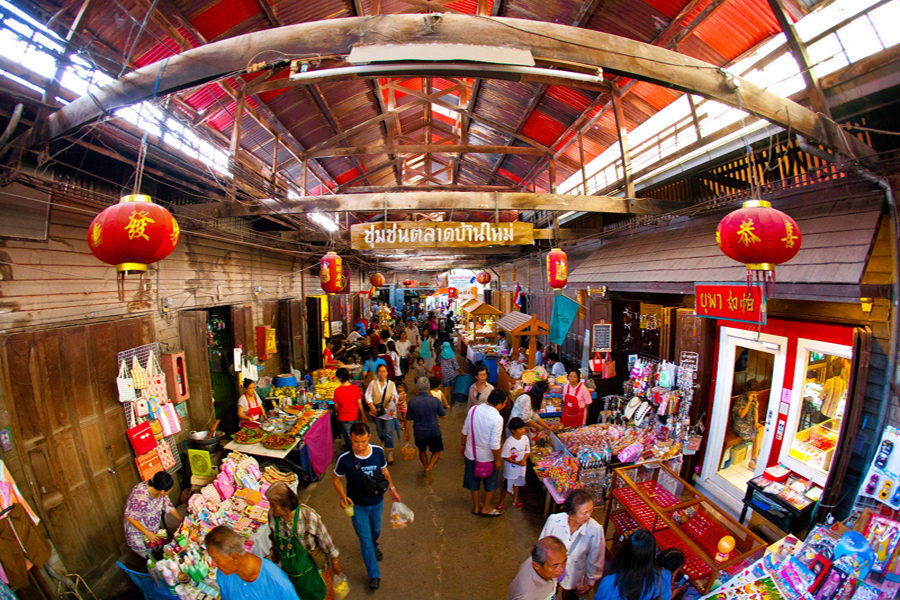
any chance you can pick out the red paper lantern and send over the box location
[476,271,492,285]
[717,200,801,292]
[320,252,344,294]
[448,287,458,299]
[402,280,418,288]
[370,273,386,287]
[339,265,351,294]
[87,194,179,299]
[547,248,568,289]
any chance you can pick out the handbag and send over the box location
[144,351,170,404]
[470,407,494,479]
[135,448,163,480]
[116,360,137,402]
[156,440,176,470]
[372,381,390,418]
[351,453,389,496]
[134,398,150,418]
[148,418,164,440]
[127,420,157,455]
[131,355,149,389]
[601,352,617,379]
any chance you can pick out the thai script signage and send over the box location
[350,221,534,249]
[694,283,766,325]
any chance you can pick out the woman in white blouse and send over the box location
[365,363,398,463]
[467,364,494,410]
[539,489,605,599]
[509,381,554,435]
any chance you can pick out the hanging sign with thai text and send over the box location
[350,221,534,249]
[694,283,766,325]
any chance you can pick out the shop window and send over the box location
[788,351,850,476]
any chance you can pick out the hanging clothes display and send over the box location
[0,504,51,588]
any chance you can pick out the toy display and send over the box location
[860,426,900,510]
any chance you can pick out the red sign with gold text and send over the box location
[694,283,766,325]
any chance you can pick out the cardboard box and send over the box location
[731,442,750,465]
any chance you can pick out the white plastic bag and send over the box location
[389,501,414,529]
[333,572,350,599]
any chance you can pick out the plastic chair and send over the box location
[116,562,179,600]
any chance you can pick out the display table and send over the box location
[604,461,767,594]
[224,411,334,479]
[739,476,817,534]
[465,344,500,384]
[542,477,566,518]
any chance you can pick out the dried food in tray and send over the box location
[233,429,265,444]
[262,434,296,450]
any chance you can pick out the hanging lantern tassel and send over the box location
[87,194,180,301]
[717,200,801,298]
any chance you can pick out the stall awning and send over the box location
[432,288,448,297]
[568,190,886,301]
[498,311,550,335]
[462,300,503,316]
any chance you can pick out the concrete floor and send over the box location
[297,385,550,598]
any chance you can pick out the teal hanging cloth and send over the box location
[549,294,581,346]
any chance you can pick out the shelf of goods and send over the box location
[460,299,502,344]
[604,461,767,594]
[789,419,839,471]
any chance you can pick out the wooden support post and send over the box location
[687,94,703,143]
[229,87,246,159]
[612,89,635,198]
[300,159,307,196]
[548,158,557,194]
[271,134,279,186]
[767,0,831,119]
[527,315,537,369]
[371,0,381,15]
[578,131,588,194]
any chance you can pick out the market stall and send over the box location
[497,311,549,369]
[459,299,502,345]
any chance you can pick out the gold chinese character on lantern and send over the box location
[170,220,180,243]
[781,222,798,248]
[737,219,761,247]
[91,222,103,247]
[124,209,156,241]
[556,261,567,280]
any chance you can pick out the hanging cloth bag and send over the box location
[601,352,617,379]
[131,355,149,389]
[144,351,170,404]
[590,352,604,374]
[274,509,328,600]
[117,360,137,402]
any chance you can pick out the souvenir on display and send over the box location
[809,554,832,593]
[796,525,841,567]
[812,566,849,600]
[863,514,900,573]
[833,530,875,580]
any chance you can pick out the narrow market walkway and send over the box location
[298,357,549,599]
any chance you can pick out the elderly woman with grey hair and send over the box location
[205,525,299,600]
[265,482,341,600]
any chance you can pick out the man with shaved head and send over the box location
[205,525,299,600]
[508,536,568,600]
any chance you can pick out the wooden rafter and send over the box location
[255,0,282,27]
[176,191,683,219]
[767,0,830,118]
[308,144,545,158]
[36,15,875,164]
[307,83,372,186]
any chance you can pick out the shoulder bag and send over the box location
[372,381,390,417]
[351,452,390,496]
[470,407,495,478]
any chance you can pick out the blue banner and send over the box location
[549,294,581,346]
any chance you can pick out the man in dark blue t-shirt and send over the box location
[404,377,446,474]
[333,422,401,591]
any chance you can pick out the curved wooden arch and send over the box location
[38,14,872,158]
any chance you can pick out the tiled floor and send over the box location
[717,458,755,494]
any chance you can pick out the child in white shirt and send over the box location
[497,417,530,510]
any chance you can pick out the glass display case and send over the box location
[604,461,767,594]
[781,338,852,485]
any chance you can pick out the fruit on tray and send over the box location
[271,386,297,398]
[233,429,265,444]
[262,434,296,449]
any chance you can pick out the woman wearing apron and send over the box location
[237,379,264,429]
[267,482,340,600]
[560,370,593,428]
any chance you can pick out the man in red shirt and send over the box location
[333,367,365,452]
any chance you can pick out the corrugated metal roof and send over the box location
[191,0,262,40]
[692,0,780,62]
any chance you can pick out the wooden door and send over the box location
[306,297,324,372]
[673,308,717,480]
[180,310,213,431]
[277,300,306,374]
[0,318,153,583]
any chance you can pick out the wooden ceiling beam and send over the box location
[176,191,683,218]
[255,0,282,27]
[307,83,372,185]
[337,158,405,191]
[37,15,874,160]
